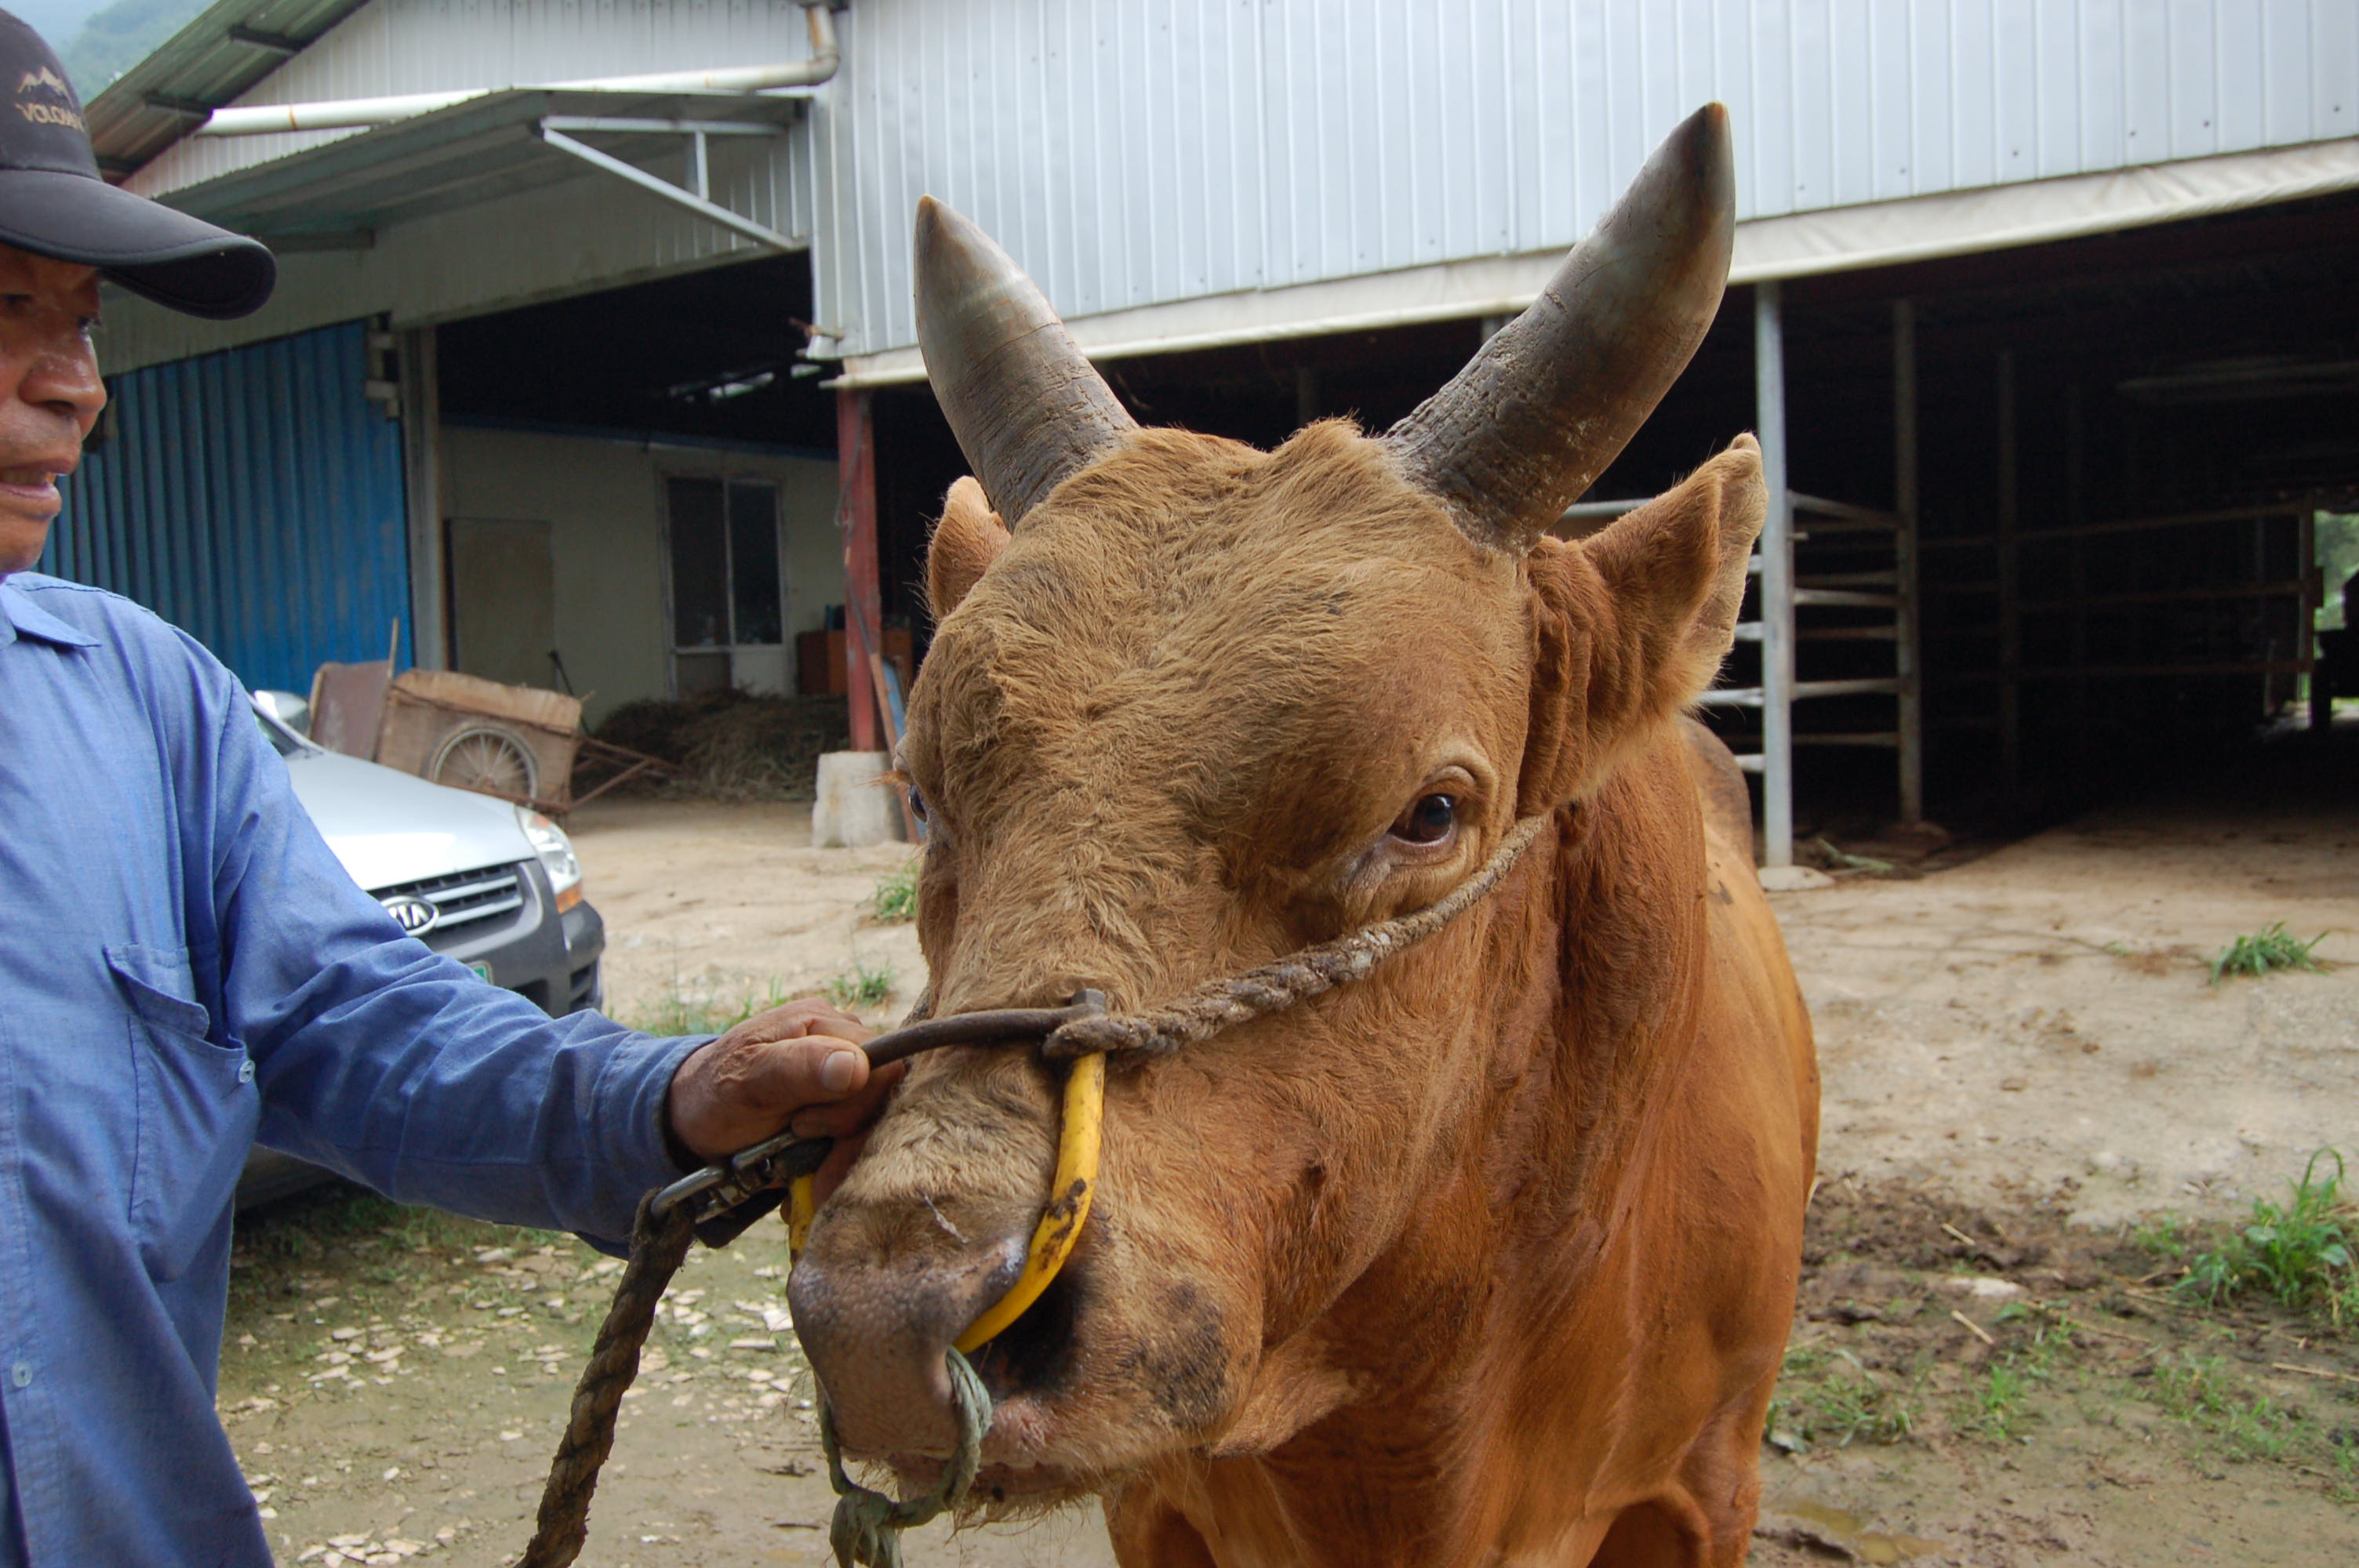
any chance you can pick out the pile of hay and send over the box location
[583,691,851,802]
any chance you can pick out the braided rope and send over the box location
[514,1195,697,1568]
[1044,813,1550,1061]
[819,1349,994,1567]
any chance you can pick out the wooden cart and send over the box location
[373,669,584,814]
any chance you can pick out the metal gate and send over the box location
[39,319,409,695]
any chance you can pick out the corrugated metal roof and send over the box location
[107,0,832,200]
[145,86,803,242]
[86,2,2359,373]
[813,0,2359,359]
[85,0,376,177]
[40,319,412,693]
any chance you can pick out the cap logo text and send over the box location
[16,102,85,129]
[15,64,84,130]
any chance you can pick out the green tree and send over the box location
[58,0,206,100]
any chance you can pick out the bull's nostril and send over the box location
[971,1257,1084,1406]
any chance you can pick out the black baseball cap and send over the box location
[0,9,273,318]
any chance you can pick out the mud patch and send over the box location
[1750,1181,2359,1566]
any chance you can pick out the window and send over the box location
[667,476,784,696]
[667,476,782,649]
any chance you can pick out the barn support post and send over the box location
[2066,383,2089,783]
[2256,513,2274,715]
[1996,348,2021,800]
[2305,504,2328,733]
[1754,282,1795,869]
[1892,299,1923,826]
[397,325,444,670]
[837,387,882,754]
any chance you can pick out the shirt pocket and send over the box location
[107,944,259,1283]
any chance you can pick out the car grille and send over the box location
[373,863,527,936]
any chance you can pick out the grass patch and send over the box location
[871,862,919,924]
[2148,1352,2303,1463]
[1956,1307,2077,1443]
[1766,1343,1919,1450]
[826,960,895,1011]
[620,979,798,1037]
[2178,1149,2357,1328]
[2209,922,2332,985]
[2132,1211,2193,1263]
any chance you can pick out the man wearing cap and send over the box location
[0,13,893,1562]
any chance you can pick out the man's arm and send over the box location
[191,659,889,1246]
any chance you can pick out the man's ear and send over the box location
[925,476,1010,619]
[1516,435,1765,810]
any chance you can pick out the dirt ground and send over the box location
[218,773,2359,1566]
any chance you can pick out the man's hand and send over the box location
[665,998,904,1193]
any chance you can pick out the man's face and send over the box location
[0,241,104,579]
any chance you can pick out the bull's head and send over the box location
[791,105,1764,1508]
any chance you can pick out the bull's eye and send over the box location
[907,786,929,825]
[1390,793,1457,846]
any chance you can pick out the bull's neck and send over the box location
[1509,738,1717,1225]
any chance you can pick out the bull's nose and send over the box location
[788,1218,1027,1455]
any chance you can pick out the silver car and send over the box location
[242,695,609,1203]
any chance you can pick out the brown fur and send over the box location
[926,475,1012,622]
[789,419,1817,1567]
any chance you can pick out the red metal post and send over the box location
[838,387,881,753]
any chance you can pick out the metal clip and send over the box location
[647,992,1110,1225]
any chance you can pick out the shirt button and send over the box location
[9,1362,29,1388]
[238,1060,256,1084]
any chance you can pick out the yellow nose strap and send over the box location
[785,1050,1107,1354]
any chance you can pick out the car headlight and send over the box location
[518,808,584,909]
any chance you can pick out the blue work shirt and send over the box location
[0,573,703,1564]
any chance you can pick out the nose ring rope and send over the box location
[514,811,1549,1568]
[795,1050,1105,1568]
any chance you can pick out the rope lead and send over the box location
[820,1348,994,1568]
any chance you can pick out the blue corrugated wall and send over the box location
[40,320,410,695]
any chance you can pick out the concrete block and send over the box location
[812,751,905,848]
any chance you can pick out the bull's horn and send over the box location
[914,196,1137,524]
[1383,103,1736,553]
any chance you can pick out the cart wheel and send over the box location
[431,724,539,800]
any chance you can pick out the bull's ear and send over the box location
[925,476,1011,619]
[1516,435,1765,808]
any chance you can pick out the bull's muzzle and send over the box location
[789,1213,1029,1454]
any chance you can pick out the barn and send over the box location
[59,0,2359,857]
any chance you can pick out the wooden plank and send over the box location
[867,651,921,844]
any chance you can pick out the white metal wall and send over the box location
[817,0,2359,358]
[111,0,2359,368]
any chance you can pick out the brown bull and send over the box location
[791,103,1819,1567]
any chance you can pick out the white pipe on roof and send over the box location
[194,0,839,136]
